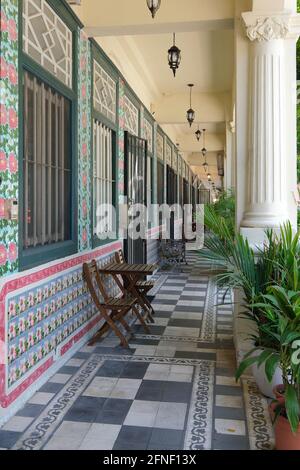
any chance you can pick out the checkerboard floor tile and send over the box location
[0,250,274,451]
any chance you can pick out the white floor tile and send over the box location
[124,400,160,428]
[83,377,118,398]
[110,378,142,399]
[215,395,243,408]
[216,376,240,387]
[28,392,54,405]
[79,424,121,450]
[2,416,34,432]
[44,421,91,450]
[49,373,72,384]
[164,326,200,338]
[214,419,246,436]
[154,402,187,430]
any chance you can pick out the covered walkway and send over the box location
[0,252,273,451]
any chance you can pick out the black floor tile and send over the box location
[151,311,172,318]
[120,362,149,379]
[0,430,21,449]
[16,403,44,418]
[95,398,132,424]
[168,318,202,328]
[212,433,250,450]
[96,360,128,378]
[57,366,80,375]
[152,299,178,305]
[149,428,184,449]
[175,351,216,361]
[39,382,65,394]
[135,380,164,401]
[174,306,204,313]
[215,385,243,396]
[129,339,160,346]
[113,426,152,450]
[64,396,106,423]
[162,382,192,403]
[214,406,246,420]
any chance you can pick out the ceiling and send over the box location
[70,0,235,178]
[122,30,234,95]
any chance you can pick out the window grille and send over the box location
[23,71,72,249]
[93,120,115,237]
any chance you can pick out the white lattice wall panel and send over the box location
[93,60,117,123]
[172,150,177,172]
[166,143,172,166]
[156,132,164,161]
[178,157,182,174]
[143,118,153,153]
[23,0,73,88]
[124,96,139,135]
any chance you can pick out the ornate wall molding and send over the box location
[243,14,291,42]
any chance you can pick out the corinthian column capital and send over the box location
[242,12,291,42]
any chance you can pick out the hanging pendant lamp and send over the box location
[146,0,161,18]
[195,125,201,142]
[168,33,181,77]
[186,84,195,127]
[202,129,207,157]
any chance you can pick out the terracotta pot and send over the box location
[270,403,300,450]
[273,384,285,403]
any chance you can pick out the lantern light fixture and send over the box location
[186,84,195,127]
[146,0,161,18]
[195,125,201,142]
[202,129,207,157]
[168,33,181,77]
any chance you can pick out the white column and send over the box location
[241,14,290,228]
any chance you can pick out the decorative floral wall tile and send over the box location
[0,0,19,277]
[78,30,92,252]
[4,249,119,394]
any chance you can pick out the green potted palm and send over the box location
[202,216,300,397]
[236,285,300,450]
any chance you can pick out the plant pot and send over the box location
[273,384,285,402]
[252,361,282,399]
[270,403,300,450]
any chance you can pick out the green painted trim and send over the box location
[18,0,78,271]
[20,240,78,271]
[91,44,118,131]
[90,67,119,250]
[46,0,84,30]
[124,84,141,137]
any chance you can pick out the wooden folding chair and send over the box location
[83,260,150,347]
[115,249,155,317]
[83,260,135,347]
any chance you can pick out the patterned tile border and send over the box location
[13,355,105,450]
[184,361,214,450]
[134,334,212,345]
[200,278,217,343]
[242,378,275,451]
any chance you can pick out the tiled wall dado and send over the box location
[0,241,122,423]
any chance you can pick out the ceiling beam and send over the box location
[85,19,233,37]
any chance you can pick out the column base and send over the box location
[241,211,287,229]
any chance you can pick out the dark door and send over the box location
[124,131,147,264]
[167,165,177,239]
